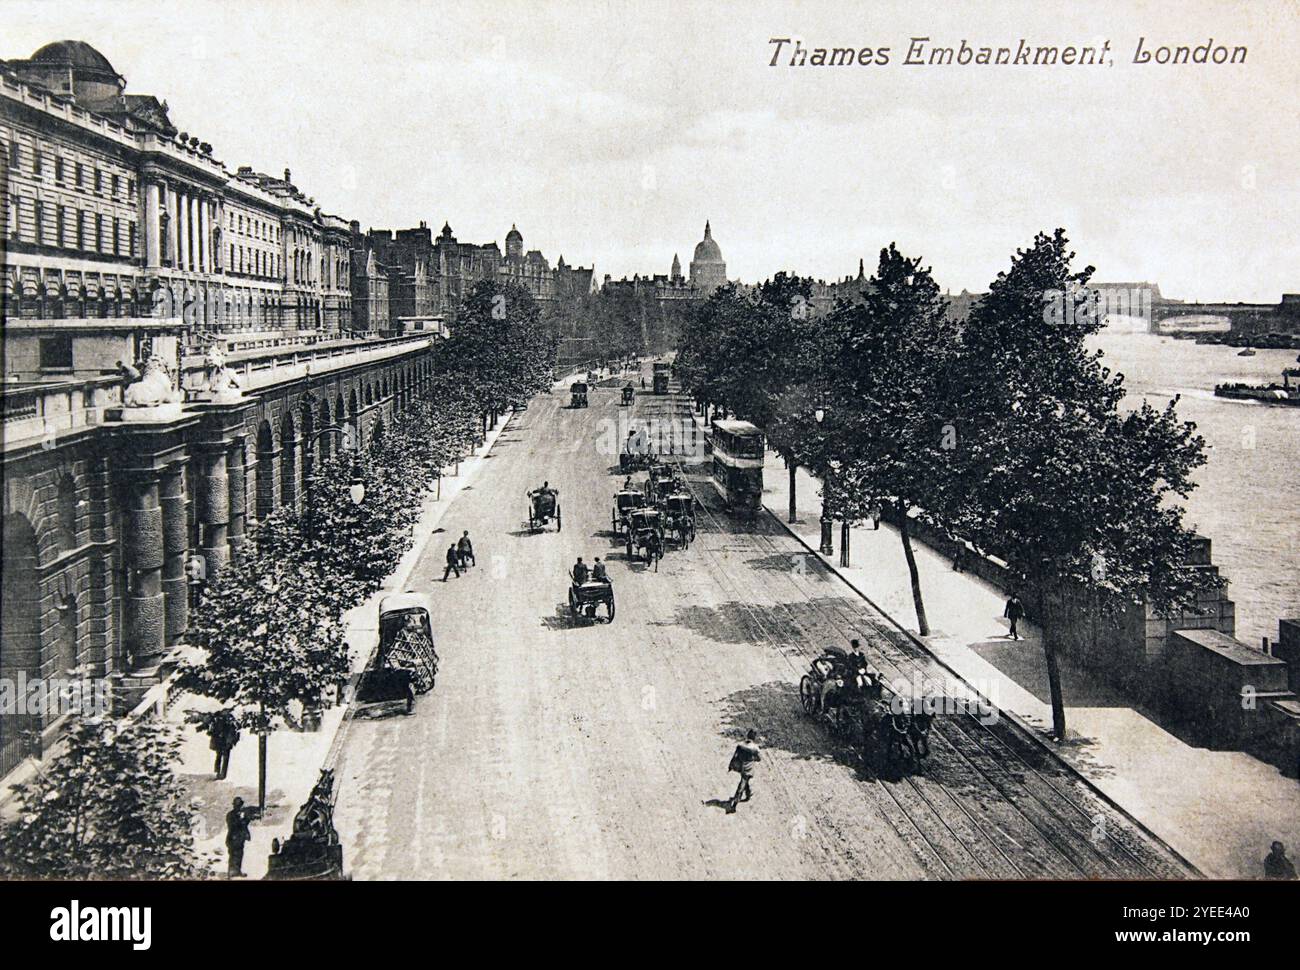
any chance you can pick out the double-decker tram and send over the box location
[709,419,765,516]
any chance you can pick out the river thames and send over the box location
[1090,329,1300,646]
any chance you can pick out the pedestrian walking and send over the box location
[1004,594,1025,640]
[442,544,461,581]
[457,530,475,568]
[225,797,255,878]
[208,709,240,780]
[1264,841,1297,879]
[725,729,762,814]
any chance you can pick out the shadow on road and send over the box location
[655,597,857,648]
[743,552,831,581]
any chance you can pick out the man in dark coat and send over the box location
[442,544,460,581]
[457,530,475,568]
[209,709,240,780]
[726,729,762,814]
[1004,594,1025,640]
[1264,841,1297,879]
[226,797,254,878]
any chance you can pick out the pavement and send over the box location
[762,455,1300,880]
[173,409,518,879]
[325,366,1193,880]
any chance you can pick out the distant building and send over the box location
[688,220,727,293]
[349,220,592,330]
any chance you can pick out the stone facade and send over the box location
[1,335,440,779]
[349,220,593,330]
[1,40,355,385]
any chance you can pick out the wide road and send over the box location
[331,364,1194,880]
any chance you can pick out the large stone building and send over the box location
[1,39,354,385]
[349,220,593,330]
[688,220,727,293]
[0,41,431,784]
[602,222,726,301]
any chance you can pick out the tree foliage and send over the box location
[0,717,211,879]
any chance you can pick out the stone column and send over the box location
[159,462,189,646]
[197,195,208,273]
[177,191,190,271]
[170,187,182,265]
[226,436,248,557]
[121,471,166,666]
[195,445,230,581]
[191,195,202,272]
[145,181,161,268]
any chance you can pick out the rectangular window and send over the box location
[8,140,18,168]
[126,178,135,198]
[95,213,102,252]
[113,217,121,256]
[129,221,137,257]
[95,168,102,194]
[76,162,83,186]
[55,156,64,183]
[39,334,74,371]
[34,200,43,244]
[56,206,65,246]
[112,174,120,197]
[33,148,42,176]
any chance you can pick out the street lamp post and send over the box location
[815,406,834,557]
[302,423,367,549]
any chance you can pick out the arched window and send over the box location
[279,411,297,509]
[255,420,275,520]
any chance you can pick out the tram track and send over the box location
[649,386,1187,879]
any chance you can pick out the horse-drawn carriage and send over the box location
[528,486,562,531]
[568,572,615,623]
[612,489,647,536]
[647,469,685,508]
[621,384,635,406]
[661,492,696,548]
[570,381,589,408]
[619,429,656,473]
[798,646,933,765]
[353,593,439,718]
[626,508,664,568]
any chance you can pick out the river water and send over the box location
[1088,328,1300,646]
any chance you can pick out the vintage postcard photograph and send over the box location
[0,0,1296,951]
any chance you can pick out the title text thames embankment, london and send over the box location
[767,37,1247,68]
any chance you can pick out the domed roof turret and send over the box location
[506,224,523,241]
[692,221,723,264]
[31,40,118,76]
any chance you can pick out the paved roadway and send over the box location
[330,364,1195,880]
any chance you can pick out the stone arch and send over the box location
[1,513,41,776]
[279,410,297,509]
[255,420,276,520]
[319,398,332,460]
[299,396,316,495]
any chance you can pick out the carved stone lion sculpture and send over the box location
[203,343,242,401]
[123,355,182,407]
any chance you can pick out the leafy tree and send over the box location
[944,229,1213,738]
[442,280,556,418]
[179,549,350,810]
[818,245,958,634]
[0,716,211,879]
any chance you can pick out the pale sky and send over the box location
[7,0,1298,300]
